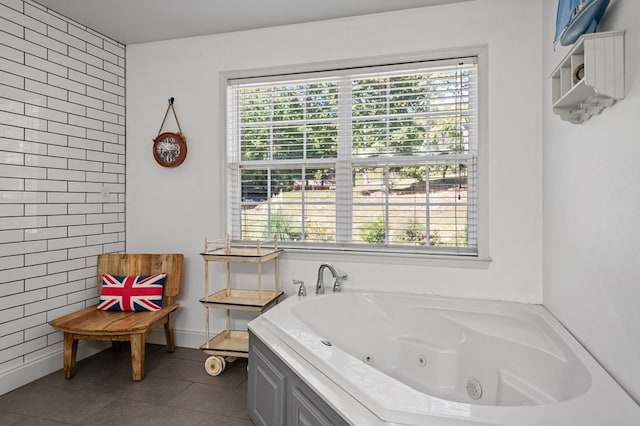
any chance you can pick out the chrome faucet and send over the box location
[315,263,347,294]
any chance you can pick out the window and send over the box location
[226,57,478,256]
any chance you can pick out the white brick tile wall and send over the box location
[46,168,84,181]
[24,178,67,191]
[48,50,86,73]
[0,45,24,65]
[103,102,124,116]
[67,224,101,236]
[47,145,85,160]
[103,41,124,59]
[86,64,117,85]
[25,271,66,291]
[25,129,67,146]
[68,91,101,109]
[0,289,46,310]
[0,177,24,190]
[48,74,85,94]
[68,136,101,151]
[0,69,24,89]
[67,203,101,215]
[1,215,46,229]
[0,337,47,364]
[1,190,46,203]
[24,294,66,316]
[46,214,85,227]
[0,30,47,58]
[47,258,85,274]
[68,244,102,259]
[68,114,101,130]
[68,46,102,69]
[0,57,47,83]
[25,54,66,77]
[25,341,60,363]
[24,3,66,32]
[46,280,84,298]
[45,301,83,323]
[1,84,47,106]
[0,0,125,378]
[48,27,85,51]
[46,191,85,203]
[67,266,95,282]
[68,23,102,47]
[24,226,66,240]
[67,287,97,304]
[0,15,24,37]
[24,249,67,266]
[44,101,84,124]
[25,28,67,55]
[0,255,23,270]
[0,306,24,325]
[0,138,46,155]
[0,123,24,139]
[0,151,23,165]
[67,158,101,172]
[0,3,45,34]
[25,104,66,123]
[24,153,67,168]
[47,121,86,138]
[23,322,52,340]
[0,97,25,115]
[0,280,24,297]
[69,70,101,90]
[0,312,28,337]
[86,128,117,143]
[47,236,86,250]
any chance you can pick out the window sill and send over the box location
[277,246,492,269]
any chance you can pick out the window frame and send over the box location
[220,47,490,267]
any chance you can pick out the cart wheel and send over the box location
[204,356,226,376]
[225,356,237,363]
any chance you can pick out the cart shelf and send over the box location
[201,330,249,356]
[200,289,283,311]
[200,247,282,263]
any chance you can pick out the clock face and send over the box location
[156,136,180,162]
[153,132,187,167]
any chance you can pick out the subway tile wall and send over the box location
[0,0,125,376]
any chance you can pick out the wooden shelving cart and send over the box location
[200,236,283,376]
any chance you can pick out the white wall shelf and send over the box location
[550,30,625,124]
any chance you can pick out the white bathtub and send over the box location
[251,291,640,425]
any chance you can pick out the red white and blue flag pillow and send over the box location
[98,273,166,312]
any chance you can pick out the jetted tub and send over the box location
[251,291,640,425]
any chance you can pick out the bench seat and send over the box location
[49,253,184,381]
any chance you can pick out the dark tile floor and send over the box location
[0,344,253,425]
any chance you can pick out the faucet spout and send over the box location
[316,263,347,294]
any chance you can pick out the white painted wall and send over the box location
[127,0,543,347]
[542,0,640,404]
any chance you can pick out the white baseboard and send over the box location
[0,341,109,397]
[146,327,206,349]
[0,328,207,397]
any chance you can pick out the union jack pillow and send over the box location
[98,273,166,312]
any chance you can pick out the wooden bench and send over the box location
[49,253,184,381]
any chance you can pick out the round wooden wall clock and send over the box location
[153,97,187,168]
[153,132,187,167]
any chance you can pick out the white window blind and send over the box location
[227,57,478,256]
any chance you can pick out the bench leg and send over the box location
[63,333,78,379]
[130,334,145,381]
[164,315,176,353]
